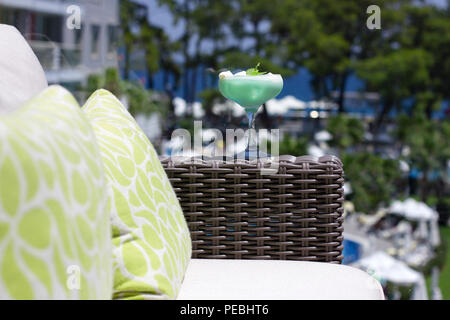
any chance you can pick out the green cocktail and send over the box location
[219,70,283,159]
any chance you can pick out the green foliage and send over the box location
[393,108,450,199]
[327,115,365,152]
[120,81,163,117]
[178,116,196,138]
[140,25,160,75]
[86,74,103,97]
[438,227,450,299]
[356,49,432,109]
[342,152,401,214]
[104,68,122,97]
[270,0,450,118]
[119,0,137,48]
[280,135,308,156]
[401,5,450,109]
[271,0,403,104]
[120,0,142,80]
[396,115,449,172]
[266,135,308,157]
[246,62,267,76]
[149,0,450,122]
[198,89,225,116]
[84,68,168,120]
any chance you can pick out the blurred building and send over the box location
[0,0,120,96]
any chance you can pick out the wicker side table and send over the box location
[161,155,344,263]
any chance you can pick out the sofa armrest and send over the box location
[162,155,345,263]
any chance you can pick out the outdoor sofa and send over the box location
[0,24,384,300]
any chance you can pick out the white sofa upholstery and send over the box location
[178,259,385,300]
[0,24,48,113]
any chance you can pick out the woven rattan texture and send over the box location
[161,155,344,263]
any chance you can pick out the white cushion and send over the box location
[0,24,48,113]
[178,259,384,300]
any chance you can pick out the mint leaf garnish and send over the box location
[246,62,267,75]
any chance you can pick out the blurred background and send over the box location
[1,0,449,300]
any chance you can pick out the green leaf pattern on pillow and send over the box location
[0,86,112,300]
[82,90,191,300]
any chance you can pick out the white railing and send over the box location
[29,40,82,71]
[0,0,70,15]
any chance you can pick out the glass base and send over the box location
[236,146,271,160]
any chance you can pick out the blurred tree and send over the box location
[120,0,142,80]
[198,89,225,121]
[235,0,274,55]
[400,4,450,118]
[343,152,401,213]
[326,114,402,213]
[86,74,103,97]
[271,0,406,113]
[120,80,163,117]
[104,67,122,97]
[121,1,174,92]
[147,0,450,153]
[264,134,308,157]
[356,49,432,129]
[355,3,450,128]
[142,16,182,128]
[158,0,293,125]
[188,1,232,105]
[157,32,182,133]
[394,108,450,201]
[158,0,223,108]
[120,1,182,132]
[227,0,292,127]
[279,135,308,156]
[158,0,197,104]
[327,114,365,153]
[85,68,162,118]
[139,23,161,89]
[135,7,174,92]
[156,31,182,94]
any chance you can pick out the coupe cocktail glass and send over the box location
[219,72,283,159]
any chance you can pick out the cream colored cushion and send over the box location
[178,259,385,300]
[0,24,48,113]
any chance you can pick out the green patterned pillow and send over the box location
[0,86,112,300]
[82,89,191,300]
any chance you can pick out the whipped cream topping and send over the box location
[219,71,234,79]
[219,70,280,80]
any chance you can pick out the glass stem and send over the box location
[247,111,257,152]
